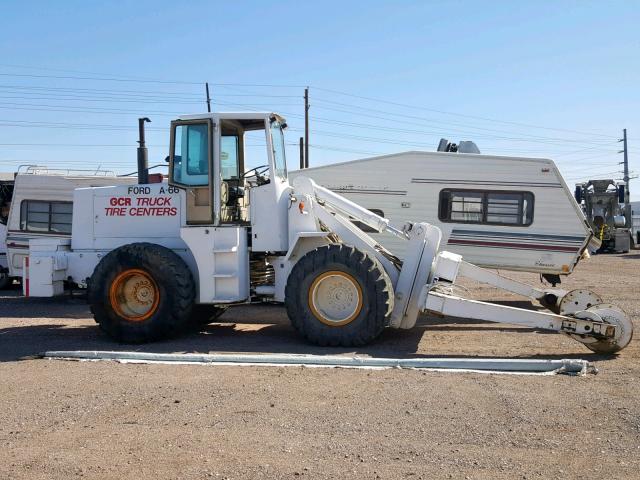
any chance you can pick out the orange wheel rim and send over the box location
[109,268,160,322]
[308,270,363,327]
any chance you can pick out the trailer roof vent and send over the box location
[437,138,480,154]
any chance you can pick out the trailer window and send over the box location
[450,191,483,222]
[20,200,72,234]
[439,189,533,226]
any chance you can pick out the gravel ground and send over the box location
[1,252,639,479]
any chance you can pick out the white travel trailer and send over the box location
[0,173,15,288]
[290,151,596,282]
[4,167,136,283]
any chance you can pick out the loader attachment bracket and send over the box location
[422,291,617,340]
[389,223,442,329]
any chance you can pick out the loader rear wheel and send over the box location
[285,244,394,347]
[88,243,195,343]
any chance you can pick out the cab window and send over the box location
[172,123,209,186]
[221,136,240,180]
[270,121,287,180]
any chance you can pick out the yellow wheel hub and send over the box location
[109,268,160,322]
[308,271,363,326]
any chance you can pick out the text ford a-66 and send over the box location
[21,112,633,354]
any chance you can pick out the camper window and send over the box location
[439,189,533,226]
[20,200,73,234]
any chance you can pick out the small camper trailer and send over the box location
[290,151,595,280]
[4,167,136,283]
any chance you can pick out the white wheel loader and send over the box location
[23,112,633,353]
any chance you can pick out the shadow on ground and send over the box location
[0,288,616,364]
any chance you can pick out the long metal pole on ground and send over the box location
[304,87,309,168]
[41,351,592,375]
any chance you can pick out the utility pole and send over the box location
[304,87,309,168]
[205,82,212,113]
[619,128,631,227]
[299,137,304,170]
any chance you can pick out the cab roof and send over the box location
[176,111,286,125]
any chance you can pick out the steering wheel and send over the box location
[241,164,271,186]
[241,164,270,179]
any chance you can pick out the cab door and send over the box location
[169,119,215,224]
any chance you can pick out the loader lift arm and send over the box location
[296,177,633,354]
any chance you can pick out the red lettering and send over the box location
[136,197,171,207]
[109,197,131,207]
[104,207,126,216]
[125,205,177,217]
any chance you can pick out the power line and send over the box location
[311,86,618,139]
[0,119,167,131]
[0,71,203,85]
[0,84,203,98]
[310,102,615,147]
[0,143,168,147]
[0,93,301,106]
[0,94,204,105]
[0,63,618,141]
[0,102,180,116]
[287,126,618,157]
[309,144,383,156]
[0,71,306,89]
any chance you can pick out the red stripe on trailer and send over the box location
[447,238,579,253]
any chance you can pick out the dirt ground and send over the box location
[1,252,639,480]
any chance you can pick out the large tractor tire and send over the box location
[88,243,195,343]
[285,244,394,347]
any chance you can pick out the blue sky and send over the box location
[1,1,638,198]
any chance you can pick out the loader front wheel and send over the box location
[285,244,393,347]
[88,243,195,343]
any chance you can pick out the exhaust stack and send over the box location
[137,117,151,184]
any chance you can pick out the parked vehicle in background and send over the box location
[574,179,633,253]
[630,201,640,246]
[3,166,136,286]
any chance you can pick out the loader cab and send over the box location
[168,112,289,230]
